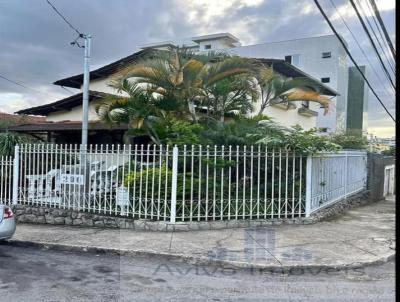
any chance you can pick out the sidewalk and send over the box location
[9,196,395,270]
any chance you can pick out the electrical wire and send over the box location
[348,0,395,90]
[313,0,395,123]
[60,86,76,95]
[355,0,395,76]
[368,0,396,59]
[46,0,82,36]
[0,74,55,97]
[328,0,395,102]
[363,0,396,65]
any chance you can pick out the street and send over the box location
[0,243,395,301]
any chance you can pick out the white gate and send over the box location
[384,164,395,196]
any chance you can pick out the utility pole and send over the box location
[45,0,92,146]
[81,34,91,148]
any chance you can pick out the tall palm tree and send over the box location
[110,47,258,121]
[256,67,332,115]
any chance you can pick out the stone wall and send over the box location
[308,191,371,222]
[11,191,371,231]
[367,153,395,202]
[12,205,135,229]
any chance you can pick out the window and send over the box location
[284,54,300,66]
[322,51,331,58]
[292,54,300,66]
[204,44,211,50]
[321,77,330,83]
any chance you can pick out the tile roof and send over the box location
[0,112,46,124]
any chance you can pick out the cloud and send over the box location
[330,0,395,21]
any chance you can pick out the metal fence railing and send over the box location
[6,144,368,223]
[0,156,13,205]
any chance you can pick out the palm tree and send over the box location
[202,75,259,122]
[0,131,40,156]
[256,67,332,115]
[110,47,258,121]
[96,80,181,144]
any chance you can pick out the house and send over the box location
[11,92,128,144]
[0,112,46,139]
[0,112,45,125]
[12,34,338,144]
[142,33,368,134]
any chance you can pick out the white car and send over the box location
[0,204,16,240]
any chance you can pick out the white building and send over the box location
[230,35,349,133]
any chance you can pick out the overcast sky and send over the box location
[0,0,395,137]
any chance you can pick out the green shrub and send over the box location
[0,132,41,156]
[330,132,369,150]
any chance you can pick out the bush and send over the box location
[381,146,395,156]
[0,132,41,156]
[330,132,369,150]
[153,116,340,154]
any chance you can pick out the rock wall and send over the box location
[12,205,135,229]
[11,191,370,231]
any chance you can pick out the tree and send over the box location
[330,132,369,150]
[110,47,258,122]
[96,80,180,144]
[202,75,259,122]
[0,132,40,156]
[256,67,332,115]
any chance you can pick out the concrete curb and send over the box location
[7,239,395,272]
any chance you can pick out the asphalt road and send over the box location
[0,243,395,302]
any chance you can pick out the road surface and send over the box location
[0,243,395,301]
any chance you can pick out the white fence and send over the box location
[0,156,13,205]
[307,151,368,213]
[2,144,368,223]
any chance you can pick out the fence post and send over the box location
[305,155,312,217]
[344,151,348,199]
[12,145,20,205]
[170,146,179,224]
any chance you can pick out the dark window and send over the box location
[284,55,292,64]
[321,77,330,83]
[204,44,211,49]
[322,52,331,58]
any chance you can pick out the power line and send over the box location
[355,0,396,76]
[60,86,76,95]
[363,0,396,67]
[348,0,395,90]
[327,0,395,101]
[0,74,54,97]
[46,0,82,36]
[368,0,396,60]
[313,0,395,123]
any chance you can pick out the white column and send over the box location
[305,155,312,217]
[170,146,179,223]
[12,145,20,205]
